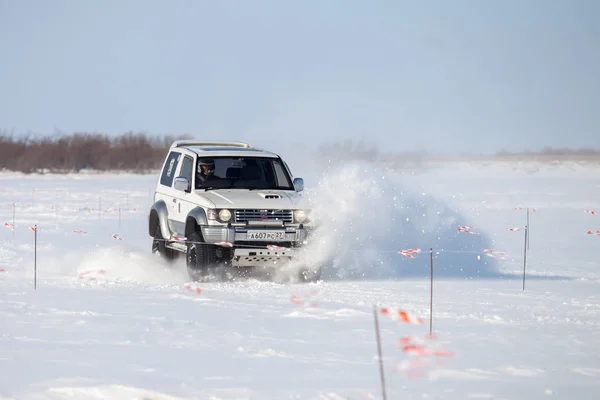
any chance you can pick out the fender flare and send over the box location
[185,206,209,237]
[149,200,171,240]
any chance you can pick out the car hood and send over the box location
[195,189,308,210]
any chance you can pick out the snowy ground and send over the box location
[1,161,600,399]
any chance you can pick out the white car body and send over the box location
[148,140,319,280]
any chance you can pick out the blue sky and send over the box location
[1,0,599,154]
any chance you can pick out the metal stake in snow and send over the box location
[33,224,37,290]
[373,304,387,400]
[430,247,433,335]
[526,208,530,250]
[118,207,121,229]
[522,224,528,291]
[12,202,15,238]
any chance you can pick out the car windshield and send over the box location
[194,156,294,190]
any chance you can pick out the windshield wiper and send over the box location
[248,187,291,191]
[203,186,236,191]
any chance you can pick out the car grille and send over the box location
[235,209,293,223]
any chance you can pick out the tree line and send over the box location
[0,131,190,173]
[0,132,598,174]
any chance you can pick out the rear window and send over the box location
[160,151,181,187]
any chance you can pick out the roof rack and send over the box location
[170,140,252,149]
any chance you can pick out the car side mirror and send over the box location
[293,177,304,192]
[174,177,190,192]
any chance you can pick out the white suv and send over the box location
[148,140,321,282]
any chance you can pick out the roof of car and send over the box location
[188,146,278,158]
[169,140,279,158]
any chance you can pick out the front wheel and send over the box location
[186,231,218,281]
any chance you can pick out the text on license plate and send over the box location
[246,230,286,241]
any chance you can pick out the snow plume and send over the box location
[40,245,189,286]
[75,247,189,285]
[276,161,501,282]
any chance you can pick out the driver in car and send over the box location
[196,158,221,185]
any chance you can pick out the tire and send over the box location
[152,230,179,262]
[186,231,218,281]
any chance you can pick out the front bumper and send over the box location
[200,223,310,246]
[200,223,311,267]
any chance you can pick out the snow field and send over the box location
[1,161,600,399]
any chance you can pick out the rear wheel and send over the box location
[186,231,218,281]
[152,230,179,262]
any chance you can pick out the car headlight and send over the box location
[218,209,232,222]
[207,209,232,223]
[294,209,308,223]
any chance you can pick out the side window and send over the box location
[273,160,292,187]
[179,156,194,190]
[160,151,181,187]
[283,161,292,177]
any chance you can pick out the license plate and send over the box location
[246,230,286,241]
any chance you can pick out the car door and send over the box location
[172,154,196,234]
[155,150,183,236]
